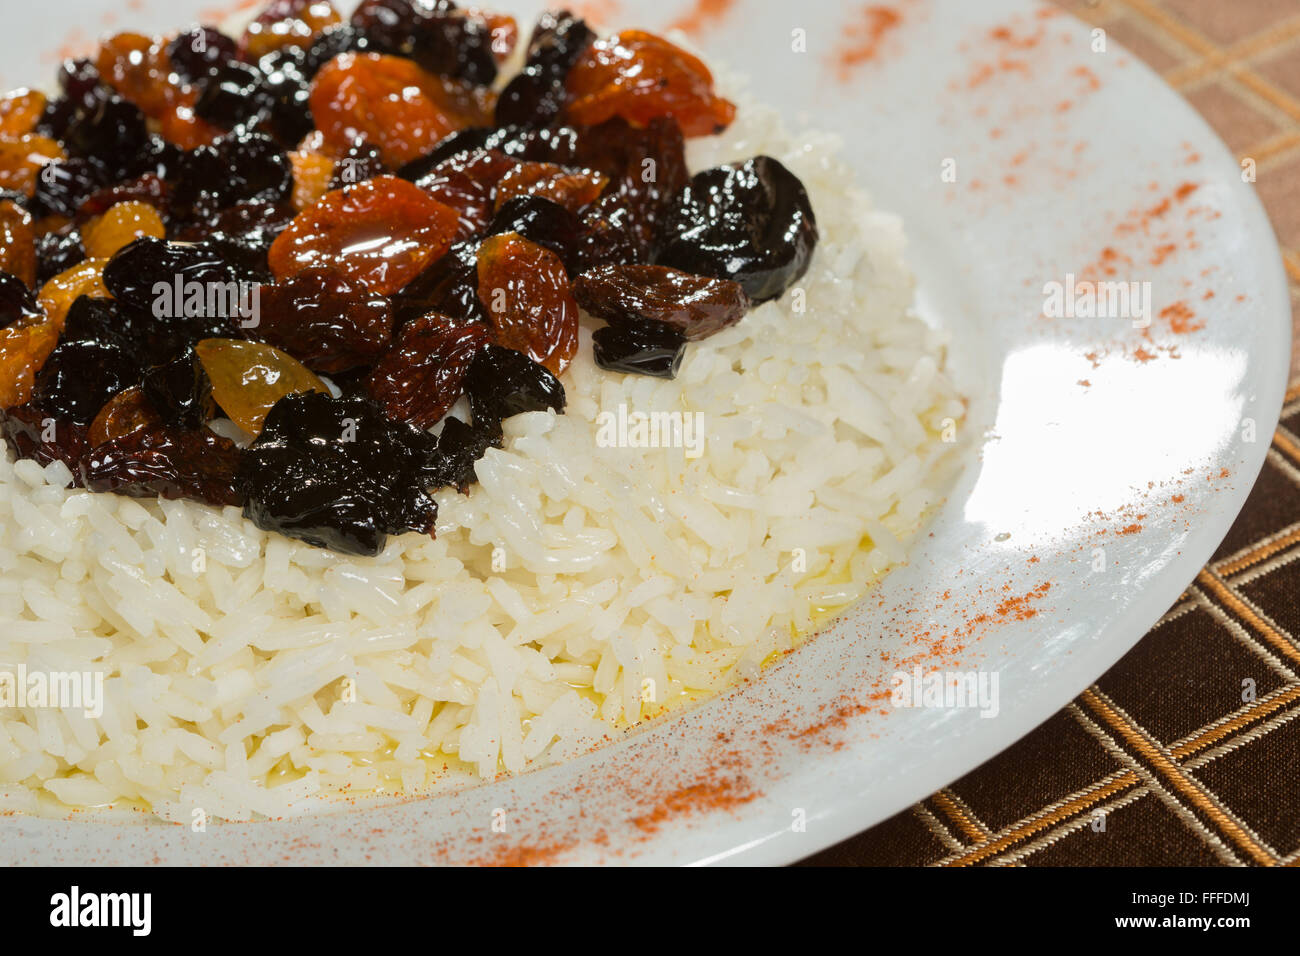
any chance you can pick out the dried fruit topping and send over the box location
[166,27,240,84]
[495,10,594,128]
[141,348,215,429]
[62,96,150,171]
[81,200,167,258]
[475,231,578,374]
[326,141,388,190]
[34,226,85,285]
[0,270,42,326]
[414,147,518,239]
[0,135,65,197]
[102,237,237,321]
[175,200,296,285]
[95,33,176,118]
[75,172,169,224]
[80,423,245,506]
[171,131,293,223]
[574,264,749,340]
[38,258,110,330]
[257,267,393,373]
[31,339,140,424]
[0,89,48,138]
[486,196,583,275]
[656,156,818,303]
[268,175,460,294]
[592,320,686,378]
[0,401,89,476]
[424,413,500,490]
[0,202,37,288]
[310,52,493,168]
[365,311,489,428]
[239,390,439,555]
[472,9,518,63]
[31,156,108,219]
[351,0,498,85]
[241,0,343,60]
[566,31,736,137]
[394,238,485,326]
[195,337,329,434]
[462,342,565,431]
[194,59,313,147]
[86,385,160,447]
[494,161,607,213]
[0,318,58,408]
[289,149,336,209]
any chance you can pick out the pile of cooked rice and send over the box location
[0,77,965,821]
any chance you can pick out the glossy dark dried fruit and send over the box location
[365,312,489,428]
[166,26,240,84]
[0,270,41,326]
[424,413,500,491]
[656,156,818,303]
[257,267,393,372]
[103,236,238,317]
[240,390,439,555]
[62,96,150,175]
[495,11,594,128]
[573,264,749,340]
[462,342,565,431]
[195,337,329,435]
[74,172,169,224]
[414,147,518,239]
[240,0,342,60]
[178,201,298,286]
[393,238,485,327]
[30,156,107,219]
[493,161,606,213]
[0,402,90,479]
[171,132,293,223]
[80,423,245,506]
[486,196,583,275]
[141,348,215,429]
[476,231,578,374]
[268,175,460,294]
[31,339,141,424]
[86,385,159,447]
[591,320,686,378]
[34,227,85,284]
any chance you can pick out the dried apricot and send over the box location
[81,201,167,259]
[309,52,493,168]
[0,89,47,138]
[0,135,66,197]
[241,0,342,60]
[195,338,330,434]
[494,161,607,214]
[0,200,37,288]
[565,31,736,137]
[269,175,460,294]
[476,232,578,375]
[86,385,160,447]
[289,149,336,210]
[0,320,59,408]
[365,312,490,428]
[38,258,110,331]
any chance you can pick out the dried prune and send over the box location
[74,173,168,224]
[298,23,373,78]
[0,402,89,479]
[60,295,124,346]
[103,237,237,317]
[240,0,342,61]
[166,27,240,84]
[63,96,150,175]
[309,52,493,168]
[0,270,43,326]
[351,0,452,52]
[0,203,37,288]
[476,232,578,374]
[493,161,606,214]
[239,390,440,555]
[353,0,498,84]
[86,385,159,447]
[486,196,583,274]
[30,156,107,219]
[195,58,313,147]
[80,423,245,506]
[31,339,140,424]
[591,320,685,378]
[34,227,85,284]
[393,238,485,326]
[414,147,518,239]
[424,414,500,490]
[257,267,393,372]
[268,175,460,294]
[170,132,292,223]
[573,264,749,340]
[174,201,297,286]
[495,11,594,128]
[486,123,581,164]
[656,156,818,303]
[462,342,565,430]
[365,312,489,428]
[566,31,735,137]
[141,348,215,429]
[81,201,166,258]
[0,89,48,137]
[195,337,329,434]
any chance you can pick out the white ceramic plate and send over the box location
[1,0,1289,865]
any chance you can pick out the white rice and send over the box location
[0,79,965,821]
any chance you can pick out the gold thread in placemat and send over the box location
[928,789,988,844]
[1216,524,1300,576]
[1196,568,1300,668]
[1079,688,1277,866]
[1165,17,1300,89]
[1170,683,1300,759]
[1273,426,1300,468]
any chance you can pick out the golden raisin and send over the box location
[81,201,167,259]
[241,0,342,60]
[476,232,579,375]
[0,135,66,197]
[38,259,111,331]
[494,161,608,213]
[0,89,48,138]
[0,199,37,288]
[96,33,176,118]
[194,338,330,434]
[0,319,57,408]
[86,385,160,447]
[289,150,336,210]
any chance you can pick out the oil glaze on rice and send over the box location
[0,83,965,821]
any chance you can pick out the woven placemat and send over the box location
[802,0,1300,867]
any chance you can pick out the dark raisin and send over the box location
[591,320,686,378]
[175,200,298,285]
[193,61,279,132]
[495,11,594,128]
[484,123,581,164]
[365,312,489,428]
[257,266,393,373]
[413,147,517,239]
[487,196,583,275]
[463,343,565,431]
[79,423,245,506]
[58,58,105,104]
[34,227,85,283]
[408,11,497,86]
[31,340,141,425]
[128,135,185,182]
[573,264,749,340]
[140,348,215,429]
[0,403,90,482]
[239,391,440,556]
[75,172,169,224]
[31,157,109,219]
[63,96,150,178]
[166,27,240,84]
[0,271,42,326]
[300,23,373,77]
[655,155,819,303]
[171,132,292,222]
[424,414,500,491]
[103,236,238,315]
[396,126,492,181]
[392,239,486,327]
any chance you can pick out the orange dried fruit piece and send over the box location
[0,319,58,409]
[0,89,48,138]
[157,89,224,150]
[87,385,160,447]
[38,259,111,331]
[81,201,167,259]
[565,30,736,137]
[241,0,342,60]
[365,312,490,428]
[96,32,177,118]
[309,52,494,168]
[0,135,66,197]
[494,161,608,214]
[0,199,37,288]
[288,150,336,210]
[476,232,579,375]
[471,9,519,62]
[416,148,519,240]
[195,338,330,434]
[269,175,460,295]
